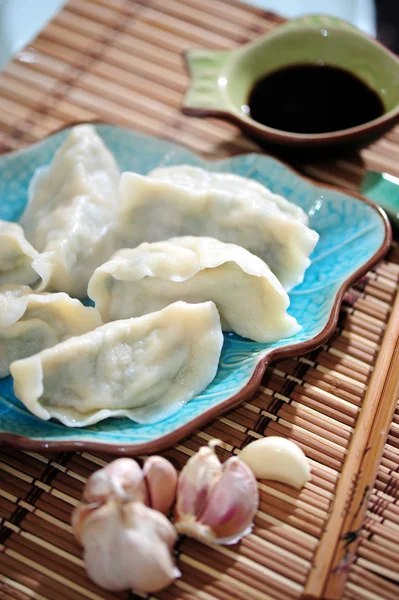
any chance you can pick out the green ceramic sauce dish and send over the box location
[360,170,399,232]
[182,15,399,152]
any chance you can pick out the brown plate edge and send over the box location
[0,120,392,455]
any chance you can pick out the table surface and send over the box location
[0,0,377,70]
[0,2,399,600]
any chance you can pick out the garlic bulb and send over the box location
[143,456,178,514]
[75,499,180,592]
[72,457,181,593]
[175,439,258,545]
[239,436,311,489]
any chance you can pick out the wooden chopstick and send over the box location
[304,286,399,599]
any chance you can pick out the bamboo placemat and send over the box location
[0,1,399,599]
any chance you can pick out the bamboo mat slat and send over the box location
[0,1,399,599]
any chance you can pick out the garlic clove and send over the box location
[175,440,259,545]
[197,457,259,544]
[143,456,178,514]
[122,502,181,592]
[239,436,311,489]
[124,500,177,551]
[77,500,180,593]
[72,502,99,545]
[175,439,222,522]
[83,458,148,504]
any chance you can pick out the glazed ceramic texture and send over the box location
[183,15,399,149]
[0,124,389,452]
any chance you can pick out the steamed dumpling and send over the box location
[20,125,120,298]
[152,165,309,224]
[118,166,319,290]
[88,236,300,343]
[0,284,102,377]
[11,301,223,426]
[0,220,39,286]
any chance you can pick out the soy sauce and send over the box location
[248,64,384,134]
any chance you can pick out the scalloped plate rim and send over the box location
[0,122,391,455]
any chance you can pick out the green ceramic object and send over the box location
[183,15,399,151]
[361,171,399,232]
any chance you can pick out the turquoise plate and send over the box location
[0,124,391,454]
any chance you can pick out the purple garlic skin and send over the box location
[175,440,259,545]
[175,438,223,521]
[143,456,178,514]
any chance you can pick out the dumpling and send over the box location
[0,220,39,286]
[0,285,102,377]
[151,165,309,224]
[20,124,120,298]
[118,166,319,290]
[10,301,223,426]
[0,284,33,328]
[88,236,300,343]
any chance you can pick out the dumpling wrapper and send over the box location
[88,236,300,343]
[0,220,39,286]
[0,285,102,377]
[11,301,223,426]
[118,166,319,290]
[20,124,120,298]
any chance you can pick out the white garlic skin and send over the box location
[143,456,178,514]
[72,458,148,545]
[79,500,180,593]
[175,439,259,545]
[83,458,147,504]
[72,457,180,593]
[239,436,311,489]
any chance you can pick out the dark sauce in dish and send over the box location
[248,64,384,134]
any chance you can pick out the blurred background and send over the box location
[0,0,397,70]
